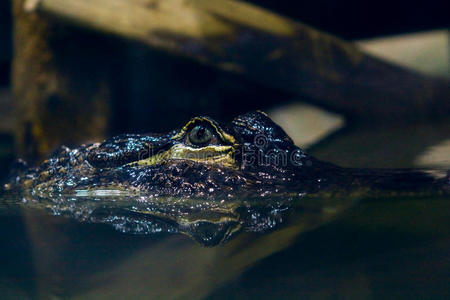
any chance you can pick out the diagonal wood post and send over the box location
[24,0,450,122]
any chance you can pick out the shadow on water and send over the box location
[0,121,449,299]
[208,195,450,299]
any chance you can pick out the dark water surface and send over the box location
[1,122,449,299]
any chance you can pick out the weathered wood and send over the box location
[25,0,450,121]
[12,0,113,161]
[358,30,450,79]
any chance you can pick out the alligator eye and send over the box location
[189,125,214,146]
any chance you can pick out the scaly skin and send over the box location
[4,111,449,246]
[6,111,448,198]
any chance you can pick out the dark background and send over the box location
[0,4,448,298]
[1,0,448,90]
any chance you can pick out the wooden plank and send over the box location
[24,0,450,121]
[358,30,449,79]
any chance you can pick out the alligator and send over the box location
[4,111,449,245]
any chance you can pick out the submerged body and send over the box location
[4,111,449,245]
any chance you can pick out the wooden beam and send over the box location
[24,0,450,122]
[12,0,112,161]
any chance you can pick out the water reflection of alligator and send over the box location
[4,111,449,245]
